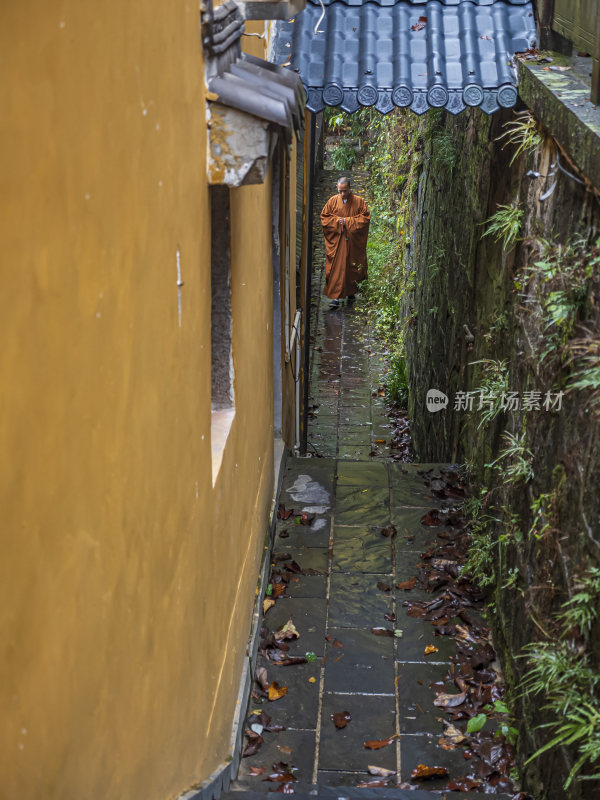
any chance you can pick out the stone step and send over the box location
[222,788,515,800]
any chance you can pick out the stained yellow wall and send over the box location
[1,3,276,799]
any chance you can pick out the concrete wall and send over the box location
[0,4,280,798]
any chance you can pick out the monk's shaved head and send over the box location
[337,177,350,188]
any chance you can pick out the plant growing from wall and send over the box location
[496,111,543,165]
[481,204,524,251]
[522,567,600,788]
[486,430,534,485]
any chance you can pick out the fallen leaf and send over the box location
[411,15,427,31]
[377,581,391,592]
[368,765,395,777]
[433,691,467,708]
[249,766,267,775]
[371,627,395,637]
[397,577,416,590]
[466,712,487,733]
[308,676,317,683]
[256,667,269,690]
[277,505,293,520]
[357,779,389,787]
[363,735,399,750]
[273,783,295,793]
[264,598,276,614]
[332,638,344,649]
[411,764,450,780]
[381,524,397,538]
[275,619,300,641]
[277,745,292,754]
[273,583,286,598]
[421,510,442,526]
[374,438,386,444]
[384,612,396,622]
[447,776,483,790]
[331,710,351,729]
[243,733,265,757]
[480,34,491,40]
[424,644,439,655]
[268,682,288,701]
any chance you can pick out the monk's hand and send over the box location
[338,217,345,228]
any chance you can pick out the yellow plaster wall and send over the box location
[0,2,275,798]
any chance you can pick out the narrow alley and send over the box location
[222,172,518,799]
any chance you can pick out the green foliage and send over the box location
[496,111,543,165]
[522,568,600,787]
[385,352,408,405]
[469,359,509,430]
[329,141,357,171]
[481,203,523,251]
[486,430,534,485]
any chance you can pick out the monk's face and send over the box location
[337,181,351,201]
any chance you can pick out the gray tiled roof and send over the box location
[273,0,536,115]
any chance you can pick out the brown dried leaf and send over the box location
[424,644,439,655]
[331,710,351,729]
[275,619,300,641]
[249,766,267,775]
[381,524,397,538]
[363,735,399,750]
[433,691,467,708]
[367,765,396,777]
[332,638,344,649]
[411,764,450,780]
[268,682,288,701]
[411,15,427,31]
[277,505,293,520]
[421,510,442,526]
[377,581,391,592]
[397,577,416,591]
[370,627,395,637]
[264,598,276,614]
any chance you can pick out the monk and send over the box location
[320,177,370,307]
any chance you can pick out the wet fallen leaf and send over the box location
[466,712,487,733]
[273,583,286,598]
[374,438,386,444]
[277,505,293,520]
[331,710,351,729]
[421,510,442,526]
[249,766,267,776]
[447,776,483,791]
[273,783,295,793]
[298,512,314,526]
[368,765,395,777]
[411,764,450,780]
[277,745,292,754]
[279,530,289,538]
[397,577,416,591]
[332,638,344,648]
[424,644,439,655]
[357,779,389,787]
[433,691,467,708]
[384,612,396,622]
[268,682,288,701]
[377,581,391,592]
[363,735,399,750]
[264,598,276,614]
[243,733,265,757]
[308,676,316,683]
[371,627,395,637]
[256,667,269,690]
[275,619,300,641]
[411,15,427,31]
[381,524,397,538]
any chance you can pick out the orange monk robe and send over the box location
[321,193,370,299]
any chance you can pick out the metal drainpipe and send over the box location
[301,111,316,455]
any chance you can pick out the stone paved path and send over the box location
[224,172,512,798]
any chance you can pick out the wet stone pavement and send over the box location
[223,172,515,799]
